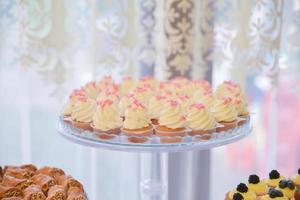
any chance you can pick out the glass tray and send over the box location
[57,117,252,152]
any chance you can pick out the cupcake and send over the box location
[148,95,166,125]
[266,170,285,188]
[122,99,153,143]
[277,179,296,199]
[260,188,288,200]
[226,183,257,200]
[92,99,122,140]
[186,103,216,138]
[83,81,98,99]
[71,96,96,131]
[62,102,73,124]
[247,174,268,196]
[211,97,238,132]
[156,100,186,143]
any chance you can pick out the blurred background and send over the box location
[0,0,300,199]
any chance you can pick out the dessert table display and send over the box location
[57,76,252,199]
[0,164,87,200]
[225,169,300,200]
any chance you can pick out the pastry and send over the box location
[186,103,216,138]
[276,179,296,199]
[2,175,33,190]
[260,188,288,200]
[92,99,122,139]
[0,185,22,199]
[148,95,166,125]
[123,99,153,143]
[46,185,66,200]
[35,167,65,180]
[211,97,238,132]
[4,167,34,179]
[71,96,96,131]
[266,170,285,188]
[2,197,23,200]
[56,175,83,192]
[156,100,186,143]
[23,185,46,200]
[247,174,268,196]
[30,174,56,194]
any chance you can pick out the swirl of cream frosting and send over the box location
[93,99,122,130]
[193,91,214,109]
[84,81,98,99]
[119,94,134,117]
[158,100,185,129]
[186,104,216,130]
[234,97,249,116]
[71,97,96,123]
[121,77,137,94]
[211,97,237,122]
[123,100,150,129]
[148,96,166,119]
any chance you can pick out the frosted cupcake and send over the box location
[62,101,73,124]
[156,100,186,143]
[247,174,268,196]
[186,103,216,138]
[234,97,249,126]
[71,96,96,131]
[211,97,238,132]
[83,81,98,99]
[92,99,123,140]
[265,170,285,188]
[148,95,166,125]
[123,99,153,143]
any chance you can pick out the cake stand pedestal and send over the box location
[57,118,252,200]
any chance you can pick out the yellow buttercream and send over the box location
[211,98,237,122]
[158,100,185,129]
[123,103,150,129]
[186,105,216,130]
[277,187,295,198]
[292,174,300,186]
[248,182,268,195]
[265,176,285,187]
[215,84,232,98]
[93,102,122,131]
[193,92,214,109]
[121,78,137,94]
[118,95,133,116]
[71,99,96,123]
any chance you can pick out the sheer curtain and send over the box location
[1,0,300,200]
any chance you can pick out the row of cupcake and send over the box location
[62,76,249,143]
[226,169,300,200]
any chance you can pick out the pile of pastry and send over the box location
[226,169,300,200]
[0,164,86,200]
[62,76,249,143]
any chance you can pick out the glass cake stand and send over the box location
[57,117,252,200]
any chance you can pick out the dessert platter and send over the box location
[58,76,252,152]
[225,169,300,200]
[0,164,87,200]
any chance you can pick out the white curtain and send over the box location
[1,0,300,199]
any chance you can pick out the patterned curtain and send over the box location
[1,0,300,200]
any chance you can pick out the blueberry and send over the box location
[275,190,284,197]
[269,170,280,179]
[298,168,300,175]
[236,183,248,193]
[233,193,244,200]
[279,179,287,189]
[287,180,295,190]
[248,174,260,184]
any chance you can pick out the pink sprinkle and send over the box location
[97,99,113,107]
[155,95,166,100]
[129,99,145,109]
[178,95,189,101]
[135,87,147,93]
[235,99,241,105]
[224,80,234,85]
[181,116,186,121]
[124,76,133,80]
[190,103,205,110]
[221,97,232,104]
[140,76,154,81]
[78,96,87,102]
[167,100,178,107]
